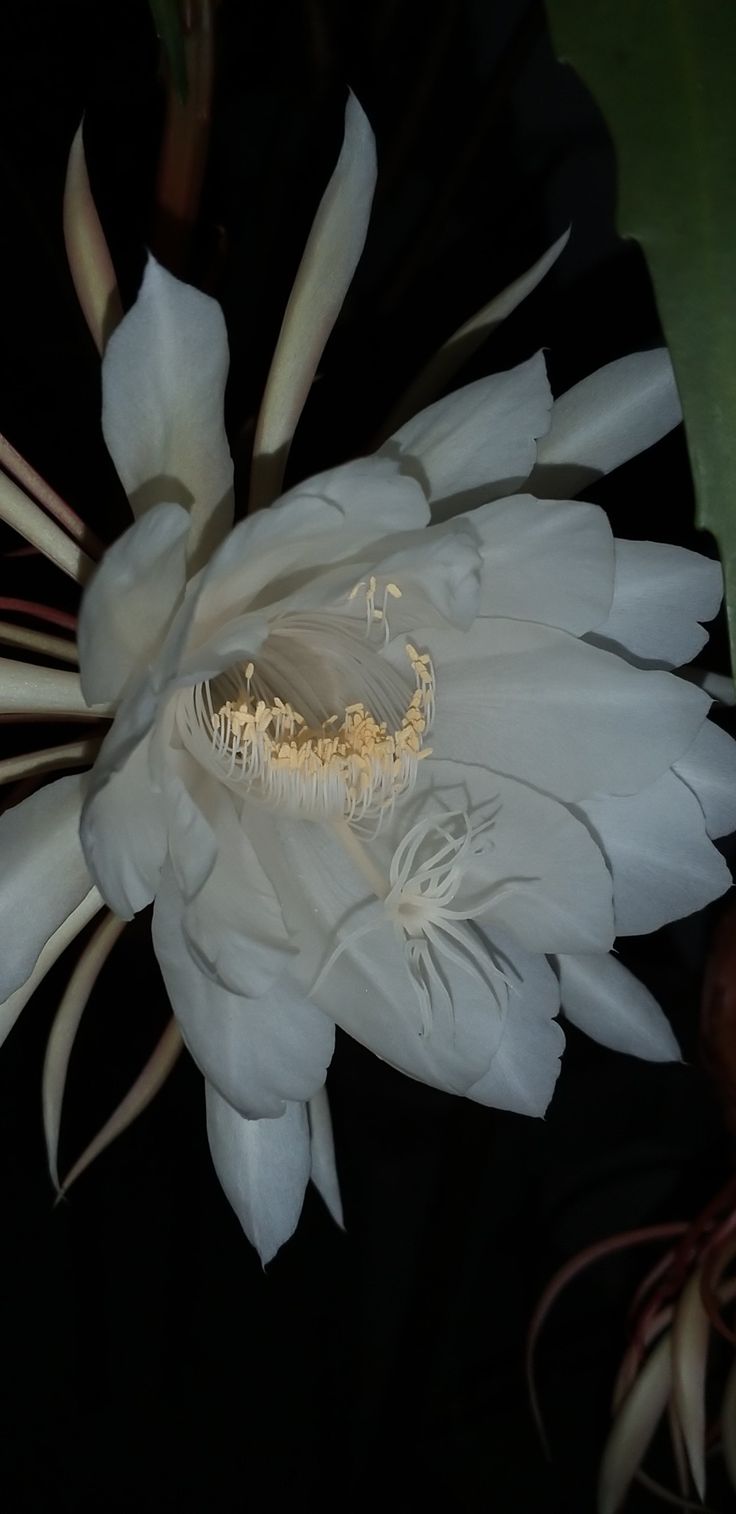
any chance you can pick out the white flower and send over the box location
[1,100,735,1263]
[60,272,736,1251]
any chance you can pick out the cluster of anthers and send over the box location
[180,594,436,824]
[209,642,433,820]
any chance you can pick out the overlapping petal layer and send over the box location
[4,105,731,1263]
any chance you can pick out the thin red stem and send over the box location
[0,597,77,631]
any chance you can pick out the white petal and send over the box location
[183,786,294,997]
[84,580,214,806]
[251,92,377,508]
[598,1333,672,1514]
[557,951,681,1061]
[373,517,482,630]
[0,887,103,1050]
[416,762,614,953]
[0,775,91,1000]
[466,940,563,1115]
[379,229,570,436]
[258,816,505,1097]
[308,1086,343,1227]
[588,539,723,666]
[63,124,121,355]
[530,349,681,497]
[673,717,736,838]
[421,618,710,800]
[382,352,552,518]
[78,503,191,704]
[80,736,167,919]
[205,1085,311,1264]
[152,869,334,1118]
[163,760,218,903]
[0,657,108,718]
[671,1269,709,1500]
[322,911,505,1095]
[689,670,734,705]
[579,772,732,936]
[468,494,614,634]
[101,257,233,568]
[190,458,428,646]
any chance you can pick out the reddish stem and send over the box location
[0,597,77,632]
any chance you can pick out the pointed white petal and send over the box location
[59,1018,182,1195]
[588,539,723,666]
[78,502,191,705]
[466,941,563,1115]
[382,352,552,519]
[42,911,125,1189]
[380,229,570,436]
[152,868,334,1118]
[531,349,681,498]
[690,670,734,704]
[81,571,216,816]
[63,124,122,354]
[673,717,736,838]
[671,1269,709,1500]
[0,656,109,718]
[598,1333,672,1514]
[579,772,732,936]
[0,887,102,1049]
[0,775,92,1000]
[251,92,377,508]
[557,952,681,1061]
[469,493,614,634]
[101,257,233,568]
[205,1085,311,1263]
[183,786,294,998]
[308,1086,344,1228]
[80,736,168,919]
[163,762,218,904]
[421,618,710,800]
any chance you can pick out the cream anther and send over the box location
[179,640,437,825]
[348,575,403,643]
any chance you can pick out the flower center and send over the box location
[178,632,435,826]
[315,811,519,1039]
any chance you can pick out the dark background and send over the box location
[0,2,734,1510]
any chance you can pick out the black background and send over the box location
[0,3,734,1510]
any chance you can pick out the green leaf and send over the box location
[545,0,736,673]
[148,0,189,102]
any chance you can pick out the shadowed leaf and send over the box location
[546,0,736,673]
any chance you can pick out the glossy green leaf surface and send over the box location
[546,0,736,670]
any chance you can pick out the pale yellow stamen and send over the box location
[200,641,435,823]
[348,576,403,643]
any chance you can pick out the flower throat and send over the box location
[183,641,435,826]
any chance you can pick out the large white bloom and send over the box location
[2,102,735,1263]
